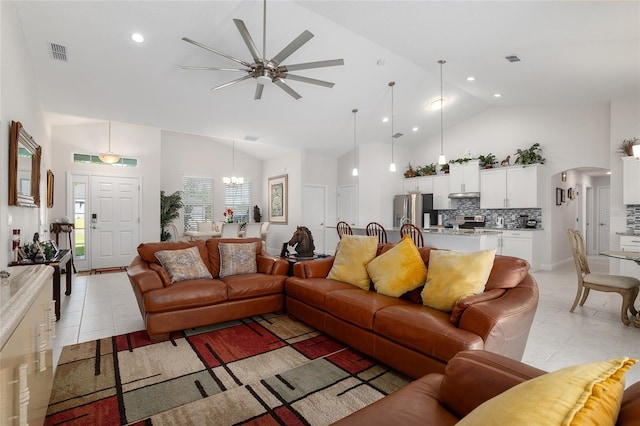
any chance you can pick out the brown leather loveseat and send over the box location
[285,244,539,379]
[127,238,288,339]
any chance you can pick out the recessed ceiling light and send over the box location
[428,98,447,111]
[382,117,389,123]
[412,127,418,132]
[493,93,502,98]
[131,33,144,43]
[466,76,475,81]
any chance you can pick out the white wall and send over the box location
[1,2,51,267]
[161,131,264,228]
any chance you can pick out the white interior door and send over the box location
[337,184,357,227]
[303,185,326,254]
[597,186,610,254]
[91,176,140,270]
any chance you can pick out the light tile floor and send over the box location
[52,257,640,385]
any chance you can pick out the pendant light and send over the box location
[223,140,244,185]
[352,108,359,176]
[437,60,447,165]
[99,122,121,164]
[389,81,397,172]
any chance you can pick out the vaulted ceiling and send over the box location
[13,1,640,159]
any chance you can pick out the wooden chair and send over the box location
[366,222,387,244]
[567,228,640,325]
[336,221,353,239]
[400,223,424,247]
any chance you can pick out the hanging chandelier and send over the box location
[223,140,244,185]
[352,108,359,176]
[437,60,447,165]
[99,122,121,164]
[389,81,397,172]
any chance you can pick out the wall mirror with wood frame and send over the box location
[9,120,41,207]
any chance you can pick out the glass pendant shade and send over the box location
[99,122,120,164]
[352,108,359,177]
[438,154,447,165]
[437,60,446,166]
[389,163,397,172]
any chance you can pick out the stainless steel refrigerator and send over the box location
[393,193,437,228]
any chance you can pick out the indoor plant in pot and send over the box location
[160,190,183,241]
[478,153,497,168]
[514,143,545,165]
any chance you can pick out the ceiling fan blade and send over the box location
[254,84,264,100]
[284,74,335,88]
[282,59,344,72]
[211,75,253,91]
[181,66,247,72]
[233,19,263,64]
[270,30,314,65]
[182,37,253,68]
[273,79,302,100]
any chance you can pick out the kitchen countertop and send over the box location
[616,232,640,237]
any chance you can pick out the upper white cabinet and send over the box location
[622,157,640,205]
[480,165,540,209]
[433,175,452,210]
[449,160,480,194]
[403,176,434,194]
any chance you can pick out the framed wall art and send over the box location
[268,174,288,224]
[556,188,563,206]
[47,169,54,208]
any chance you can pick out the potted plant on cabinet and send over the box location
[418,163,437,176]
[404,163,417,178]
[514,143,545,165]
[478,153,498,168]
[440,163,450,174]
[618,137,639,156]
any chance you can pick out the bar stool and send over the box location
[400,223,424,247]
[336,221,353,239]
[366,222,387,243]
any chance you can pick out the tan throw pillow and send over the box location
[154,246,213,284]
[421,249,496,312]
[327,235,378,290]
[458,357,637,426]
[219,242,257,278]
[367,235,427,297]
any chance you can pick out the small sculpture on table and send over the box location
[253,205,262,223]
[286,226,315,258]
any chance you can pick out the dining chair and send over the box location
[366,222,387,244]
[336,221,353,239]
[400,223,424,247]
[244,223,262,238]
[168,223,190,241]
[567,228,640,325]
[197,221,214,232]
[220,222,240,238]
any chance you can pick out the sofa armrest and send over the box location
[292,256,335,278]
[438,350,546,418]
[256,254,289,275]
[127,256,164,294]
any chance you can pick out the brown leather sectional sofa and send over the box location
[285,244,539,379]
[127,238,289,340]
[333,350,640,425]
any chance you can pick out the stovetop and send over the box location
[455,215,486,228]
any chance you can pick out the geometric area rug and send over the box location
[45,313,410,425]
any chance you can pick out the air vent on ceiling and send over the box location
[505,55,521,63]
[393,133,403,138]
[49,42,68,61]
[244,135,258,142]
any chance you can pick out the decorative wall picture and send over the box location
[567,187,575,200]
[47,169,54,208]
[268,174,288,224]
[556,188,563,206]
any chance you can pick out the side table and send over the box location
[51,222,77,273]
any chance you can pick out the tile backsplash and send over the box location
[627,205,640,233]
[441,198,542,228]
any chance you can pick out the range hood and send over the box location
[448,192,480,199]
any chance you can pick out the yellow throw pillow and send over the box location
[327,235,378,290]
[458,357,637,426]
[367,235,427,297]
[421,249,496,312]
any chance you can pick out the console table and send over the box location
[9,249,72,320]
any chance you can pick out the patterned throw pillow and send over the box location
[154,246,213,284]
[219,242,257,278]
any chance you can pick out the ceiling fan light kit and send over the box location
[181,0,344,100]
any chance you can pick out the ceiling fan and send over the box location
[181,0,344,100]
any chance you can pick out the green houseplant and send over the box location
[160,190,183,241]
[478,153,497,168]
[418,163,437,176]
[514,143,545,165]
[440,163,450,173]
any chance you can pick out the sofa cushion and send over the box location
[207,238,262,277]
[143,279,228,313]
[367,236,428,298]
[154,246,213,283]
[218,242,257,278]
[327,235,378,290]
[374,305,484,363]
[285,277,355,309]
[421,249,496,312]
[223,273,286,301]
[457,357,637,426]
[325,289,411,330]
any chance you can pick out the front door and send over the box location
[303,185,326,254]
[91,176,140,270]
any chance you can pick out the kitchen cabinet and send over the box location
[480,165,540,209]
[403,177,419,193]
[433,175,452,210]
[622,157,640,205]
[403,176,434,194]
[498,230,539,271]
[449,160,480,194]
[620,235,640,280]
